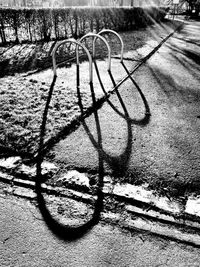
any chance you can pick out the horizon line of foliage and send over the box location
[0,6,168,44]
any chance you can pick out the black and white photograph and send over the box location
[0,0,200,266]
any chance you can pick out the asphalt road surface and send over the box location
[1,193,200,267]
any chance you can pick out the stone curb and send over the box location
[1,160,200,229]
[2,174,200,247]
[102,212,200,248]
[1,150,200,226]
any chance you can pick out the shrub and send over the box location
[0,6,168,44]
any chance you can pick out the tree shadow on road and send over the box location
[149,37,200,103]
[181,49,200,66]
[146,35,200,195]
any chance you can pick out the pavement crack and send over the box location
[17,200,43,221]
[28,207,43,221]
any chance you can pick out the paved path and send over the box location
[49,20,200,197]
[1,193,200,267]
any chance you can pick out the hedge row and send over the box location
[0,7,168,44]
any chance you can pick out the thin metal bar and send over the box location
[51,38,93,82]
[98,29,124,62]
[79,33,112,71]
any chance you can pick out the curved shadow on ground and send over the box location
[35,56,151,240]
[78,60,151,177]
[35,177,103,241]
[79,86,132,177]
[94,60,151,125]
[35,76,104,241]
[28,58,151,164]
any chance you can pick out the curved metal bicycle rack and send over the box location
[79,32,112,72]
[52,38,93,82]
[98,29,125,63]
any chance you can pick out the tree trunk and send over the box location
[13,14,19,43]
[28,23,32,42]
[0,21,6,44]
[14,26,19,43]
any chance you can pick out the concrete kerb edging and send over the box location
[2,168,200,248]
[1,167,200,226]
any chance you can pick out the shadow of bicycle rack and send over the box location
[36,38,104,241]
[36,30,151,241]
[78,30,151,176]
[97,29,151,120]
